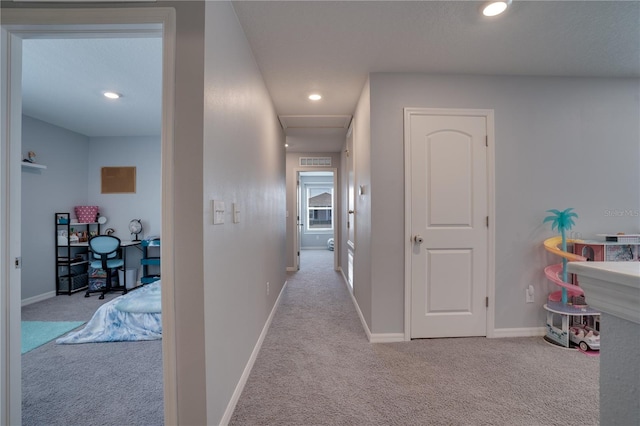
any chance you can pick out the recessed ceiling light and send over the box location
[482,0,511,17]
[308,94,322,101]
[284,143,289,148]
[103,91,121,99]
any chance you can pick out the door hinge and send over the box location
[486,297,489,308]
[15,257,21,269]
[347,220,350,229]
[486,216,489,227]
[485,135,488,147]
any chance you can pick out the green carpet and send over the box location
[22,321,85,354]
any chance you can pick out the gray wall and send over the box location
[21,116,90,300]
[21,118,161,301]
[202,2,287,423]
[285,152,341,270]
[350,79,373,329]
[350,73,640,334]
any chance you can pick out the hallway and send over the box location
[229,250,599,425]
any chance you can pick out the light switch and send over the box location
[213,200,225,225]
[233,203,240,223]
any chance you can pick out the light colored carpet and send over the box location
[22,291,163,426]
[231,249,599,426]
[21,321,85,354]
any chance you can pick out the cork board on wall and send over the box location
[101,167,136,193]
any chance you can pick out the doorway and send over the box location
[295,170,338,271]
[404,108,495,340]
[1,9,176,425]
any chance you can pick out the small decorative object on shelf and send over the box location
[23,150,36,163]
[129,219,143,241]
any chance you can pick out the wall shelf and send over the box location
[21,162,47,170]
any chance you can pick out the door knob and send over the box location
[414,235,424,244]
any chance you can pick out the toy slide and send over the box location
[543,236,586,302]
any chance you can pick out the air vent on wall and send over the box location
[299,157,332,167]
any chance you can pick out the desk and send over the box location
[567,262,640,425]
[117,240,142,293]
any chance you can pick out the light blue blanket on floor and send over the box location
[57,281,162,344]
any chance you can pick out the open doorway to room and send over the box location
[19,36,164,425]
[1,8,177,425]
[296,171,337,271]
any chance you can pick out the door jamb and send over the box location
[295,168,339,271]
[0,8,177,425]
[403,107,496,341]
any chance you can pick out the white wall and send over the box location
[360,73,639,333]
[21,115,89,300]
[202,2,286,424]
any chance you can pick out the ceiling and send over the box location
[20,1,640,152]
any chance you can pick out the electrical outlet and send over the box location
[267,282,270,295]
[525,285,535,303]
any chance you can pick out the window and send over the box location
[306,186,333,231]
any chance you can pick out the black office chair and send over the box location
[86,235,124,299]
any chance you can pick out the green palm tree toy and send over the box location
[543,208,578,304]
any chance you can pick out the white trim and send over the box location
[491,327,547,338]
[567,262,640,325]
[403,108,496,341]
[339,264,372,341]
[286,267,297,272]
[21,291,55,307]
[1,7,177,425]
[338,266,352,295]
[294,168,339,272]
[220,280,289,426]
[369,333,405,343]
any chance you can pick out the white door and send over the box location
[346,125,355,287]
[296,174,302,270]
[407,110,489,338]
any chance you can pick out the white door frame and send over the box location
[294,168,339,271]
[0,8,177,425]
[403,107,496,341]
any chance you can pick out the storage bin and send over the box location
[118,268,138,289]
[59,273,88,292]
[74,206,99,223]
[88,267,119,291]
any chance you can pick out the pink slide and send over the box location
[544,263,584,302]
[543,236,586,302]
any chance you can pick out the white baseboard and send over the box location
[491,327,546,338]
[286,267,297,272]
[338,268,375,342]
[220,280,289,426]
[21,291,55,306]
[369,333,405,343]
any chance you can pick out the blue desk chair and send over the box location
[86,235,124,299]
